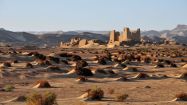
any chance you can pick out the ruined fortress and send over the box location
[60,27,141,48]
[108,27,141,47]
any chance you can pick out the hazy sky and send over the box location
[0,0,187,31]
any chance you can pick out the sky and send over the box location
[0,0,187,31]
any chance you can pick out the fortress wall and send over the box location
[108,27,141,46]
[131,28,140,41]
[109,30,116,44]
[115,32,120,41]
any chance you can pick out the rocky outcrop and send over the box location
[141,24,187,44]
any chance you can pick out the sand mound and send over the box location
[64,69,78,77]
[92,69,115,77]
[75,67,93,76]
[123,67,139,72]
[2,95,26,103]
[76,76,88,82]
[33,80,51,88]
[132,73,150,79]
[0,62,11,68]
[113,63,125,68]
[182,64,187,68]
[173,93,187,101]
[176,72,187,79]
[78,92,89,99]
[113,77,130,81]
[46,66,62,72]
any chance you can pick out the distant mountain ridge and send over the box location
[0,24,187,46]
[141,24,187,44]
[0,29,109,46]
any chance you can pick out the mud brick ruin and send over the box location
[108,27,141,47]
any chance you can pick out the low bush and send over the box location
[26,92,57,105]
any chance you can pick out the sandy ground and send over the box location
[0,45,187,105]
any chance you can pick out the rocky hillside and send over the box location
[141,24,187,44]
[0,28,41,46]
[0,29,108,46]
[0,24,187,46]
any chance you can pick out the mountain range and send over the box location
[0,24,187,47]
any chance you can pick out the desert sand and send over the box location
[0,45,187,105]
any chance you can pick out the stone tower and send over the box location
[109,30,120,45]
[108,27,141,47]
[122,27,140,42]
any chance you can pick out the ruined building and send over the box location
[108,27,141,47]
[60,37,105,48]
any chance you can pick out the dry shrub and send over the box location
[115,93,128,102]
[131,67,139,72]
[75,67,93,76]
[76,60,88,68]
[58,52,72,57]
[48,56,60,64]
[120,62,127,68]
[179,72,187,79]
[143,56,152,63]
[164,60,172,65]
[118,77,129,81]
[87,87,104,100]
[34,80,51,88]
[13,60,19,63]
[3,84,15,92]
[96,69,107,74]
[26,92,57,105]
[175,93,187,101]
[47,66,61,72]
[26,63,33,68]
[181,59,185,62]
[37,60,51,66]
[136,73,150,79]
[97,57,107,65]
[33,53,46,61]
[170,63,177,67]
[61,60,68,65]
[155,63,165,68]
[69,55,82,61]
[2,62,11,67]
[77,76,87,82]
[27,92,42,105]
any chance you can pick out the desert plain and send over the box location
[0,44,187,105]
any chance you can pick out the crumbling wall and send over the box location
[60,38,105,48]
[78,39,88,47]
[108,27,141,47]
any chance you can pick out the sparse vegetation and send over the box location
[0,42,187,104]
[3,84,15,92]
[135,73,150,79]
[115,93,128,102]
[75,67,93,76]
[48,56,60,64]
[76,60,88,68]
[26,63,33,68]
[2,62,11,67]
[97,57,107,65]
[77,76,87,82]
[34,80,51,88]
[175,93,187,101]
[87,87,104,100]
[155,63,165,68]
[47,66,61,72]
[26,92,57,105]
